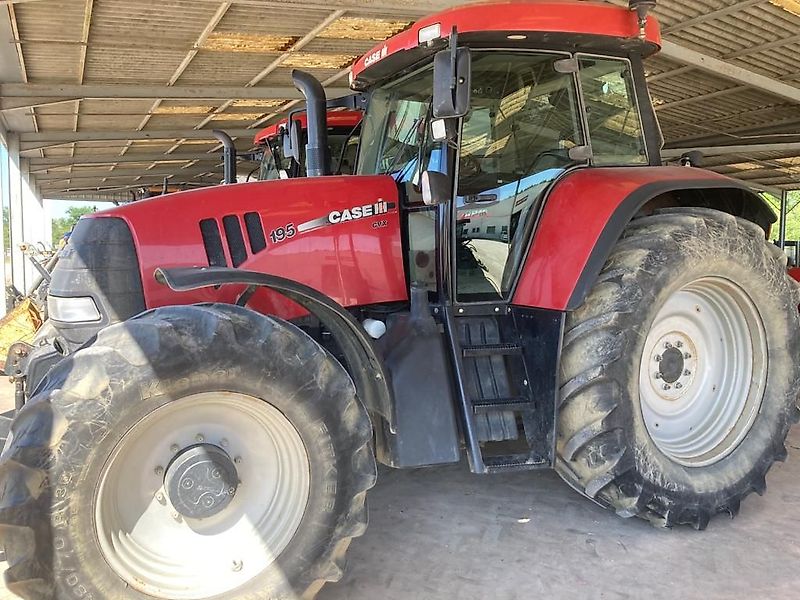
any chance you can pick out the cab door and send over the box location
[446,51,585,473]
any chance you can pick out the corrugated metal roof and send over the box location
[1,0,797,195]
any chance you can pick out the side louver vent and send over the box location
[244,212,267,254]
[222,215,248,268]
[200,213,267,268]
[199,219,227,267]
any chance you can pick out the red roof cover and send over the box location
[253,110,363,145]
[351,1,661,83]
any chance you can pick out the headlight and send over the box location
[47,295,101,323]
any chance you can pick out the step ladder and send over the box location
[446,307,554,474]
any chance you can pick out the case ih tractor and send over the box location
[1,1,799,599]
[254,110,363,180]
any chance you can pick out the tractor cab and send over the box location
[347,1,662,301]
[253,110,363,180]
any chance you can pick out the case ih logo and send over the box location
[298,200,395,233]
[364,45,389,67]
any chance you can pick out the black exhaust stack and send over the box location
[212,130,237,184]
[291,70,329,177]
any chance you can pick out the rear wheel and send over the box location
[556,208,800,528]
[0,304,376,599]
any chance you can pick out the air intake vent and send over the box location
[222,215,248,268]
[244,212,267,254]
[199,219,227,267]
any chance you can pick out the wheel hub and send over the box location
[657,345,684,384]
[164,444,238,519]
[638,277,767,466]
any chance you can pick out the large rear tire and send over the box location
[556,208,800,528]
[0,303,376,599]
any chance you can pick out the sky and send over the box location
[43,199,103,219]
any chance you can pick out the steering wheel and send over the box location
[459,154,483,178]
[528,148,575,173]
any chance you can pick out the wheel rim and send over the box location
[638,277,767,467]
[95,392,310,599]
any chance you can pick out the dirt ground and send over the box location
[0,380,799,599]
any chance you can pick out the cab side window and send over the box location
[578,56,648,165]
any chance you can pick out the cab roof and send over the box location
[253,110,363,145]
[351,0,661,88]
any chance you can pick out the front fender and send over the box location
[156,267,395,431]
[512,166,772,311]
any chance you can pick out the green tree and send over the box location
[52,205,97,246]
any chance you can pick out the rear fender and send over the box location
[156,267,395,431]
[513,167,774,311]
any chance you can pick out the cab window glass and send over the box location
[455,52,582,302]
[357,65,445,184]
[578,56,648,165]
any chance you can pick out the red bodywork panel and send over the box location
[90,176,406,318]
[352,0,661,84]
[253,111,364,145]
[789,268,800,282]
[513,167,748,311]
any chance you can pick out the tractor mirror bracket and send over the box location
[282,119,301,161]
[421,170,451,206]
[432,46,471,119]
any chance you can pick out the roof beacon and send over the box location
[629,0,656,39]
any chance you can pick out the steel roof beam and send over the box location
[1,84,350,102]
[28,153,233,167]
[662,142,800,158]
[20,129,255,144]
[658,41,800,106]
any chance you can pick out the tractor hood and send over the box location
[49,176,406,347]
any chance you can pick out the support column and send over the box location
[779,191,788,250]
[0,129,8,316]
[6,133,25,295]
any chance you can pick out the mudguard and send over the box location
[513,166,774,311]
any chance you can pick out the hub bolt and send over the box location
[232,560,243,572]
[664,342,672,349]
[663,384,671,391]
[684,369,691,376]
[170,444,180,453]
[220,438,229,448]
[675,383,683,389]
[156,492,165,502]
[196,434,205,443]
[228,487,236,495]
[154,466,164,477]
[654,355,662,362]
[234,456,242,464]
[675,341,683,348]
[684,352,692,359]
[653,372,661,380]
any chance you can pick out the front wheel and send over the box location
[556,208,800,528]
[0,304,376,599]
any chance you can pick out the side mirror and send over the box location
[421,170,451,206]
[432,47,471,119]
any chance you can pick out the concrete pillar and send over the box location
[6,133,25,295]
[0,129,8,317]
[779,191,788,249]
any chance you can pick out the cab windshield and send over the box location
[260,128,360,180]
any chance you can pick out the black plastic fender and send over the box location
[155,266,396,430]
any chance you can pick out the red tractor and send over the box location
[1,2,798,599]
[254,110,363,180]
